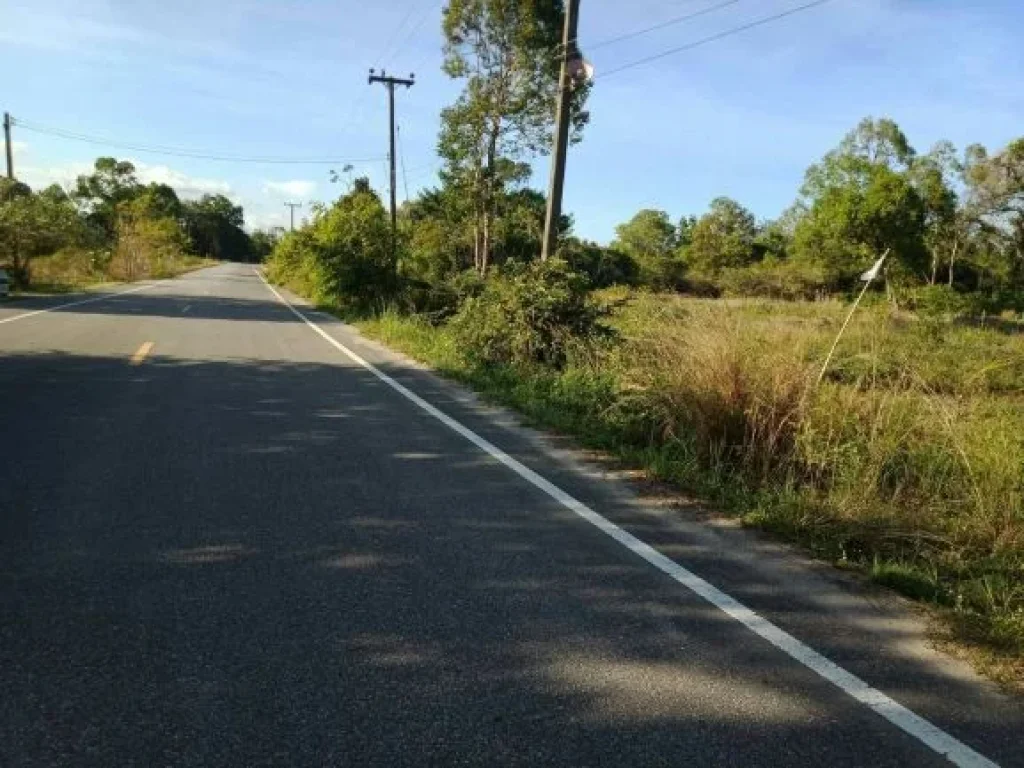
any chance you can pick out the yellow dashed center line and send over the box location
[130,341,155,365]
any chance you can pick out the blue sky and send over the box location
[2,0,1022,242]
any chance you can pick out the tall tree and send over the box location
[793,118,928,284]
[440,0,589,274]
[72,157,141,238]
[909,141,961,285]
[963,138,1024,290]
[0,183,82,284]
[182,194,251,262]
[684,197,758,274]
[612,209,680,289]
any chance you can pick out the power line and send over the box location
[12,118,385,165]
[375,2,422,65]
[598,0,837,80]
[390,0,442,67]
[564,0,743,57]
[334,3,434,140]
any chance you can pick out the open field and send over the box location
[358,289,1024,688]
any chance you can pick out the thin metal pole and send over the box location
[816,250,890,386]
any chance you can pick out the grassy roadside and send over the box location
[351,291,1024,692]
[14,251,218,295]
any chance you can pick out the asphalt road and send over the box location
[1,263,1020,767]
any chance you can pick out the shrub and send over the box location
[265,186,395,310]
[716,258,831,301]
[111,206,186,281]
[448,259,614,368]
[397,269,485,323]
[901,284,982,319]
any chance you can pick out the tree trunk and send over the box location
[948,237,959,287]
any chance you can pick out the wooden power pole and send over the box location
[368,69,415,255]
[284,201,302,231]
[3,112,13,179]
[541,0,582,262]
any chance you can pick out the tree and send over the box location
[963,138,1024,291]
[440,0,589,275]
[684,197,758,274]
[907,141,961,285]
[73,157,141,238]
[400,185,475,284]
[249,230,280,262]
[0,185,82,284]
[267,183,394,307]
[611,209,681,289]
[793,164,927,285]
[136,183,183,221]
[182,194,251,262]
[792,118,928,285]
[802,117,915,200]
[112,196,186,281]
[0,178,32,203]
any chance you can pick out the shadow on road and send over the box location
[0,350,1018,766]
[1,290,300,323]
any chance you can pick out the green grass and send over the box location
[21,248,215,293]
[356,291,1024,689]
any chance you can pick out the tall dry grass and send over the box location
[607,294,1023,657]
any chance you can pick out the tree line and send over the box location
[268,0,1024,319]
[609,118,1024,306]
[0,157,275,287]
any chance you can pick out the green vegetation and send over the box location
[0,157,273,291]
[263,1,1023,684]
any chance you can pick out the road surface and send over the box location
[0,263,1020,766]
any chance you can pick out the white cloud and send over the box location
[245,208,291,232]
[16,161,95,192]
[13,151,234,202]
[262,180,316,198]
[133,162,232,199]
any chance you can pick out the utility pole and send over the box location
[3,112,13,179]
[284,201,302,231]
[368,69,415,255]
[541,0,582,261]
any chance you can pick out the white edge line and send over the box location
[254,268,998,768]
[0,282,159,325]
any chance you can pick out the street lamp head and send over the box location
[566,56,593,87]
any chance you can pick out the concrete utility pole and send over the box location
[368,69,415,254]
[284,201,302,231]
[3,112,13,179]
[541,0,582,262]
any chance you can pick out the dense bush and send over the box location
[448,259,614,368]
[715,258,830,301]
[560,238,638,288]
[266,183,395,310]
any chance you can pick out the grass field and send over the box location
[357,289,1024,688]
